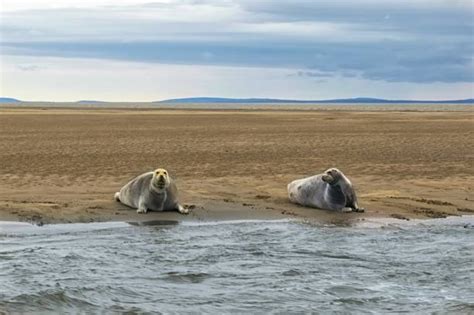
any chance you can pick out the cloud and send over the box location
[3,55,472,102]
[16,64,40,71]
[0,0,473,83]
[294,71,333,78]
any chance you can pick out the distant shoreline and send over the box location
[0,102,473,112]
[2,96,473,104]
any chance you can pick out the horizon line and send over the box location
[1,96,473,103]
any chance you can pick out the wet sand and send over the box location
[0,106,473,225]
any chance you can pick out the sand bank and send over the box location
[0,107,472,225]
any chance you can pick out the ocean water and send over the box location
[1,217,473,314]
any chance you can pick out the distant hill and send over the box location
[0,97,21,103]
[76,100,107,104]
[158,97,474,104]
[1,97,473,104]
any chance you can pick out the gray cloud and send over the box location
[1,0,472,83]
[16,64,40,71]
[294,71,333,78]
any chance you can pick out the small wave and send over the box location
[127,220,180,227]
[161,272,211,284]
[0,221,129,236]
[443,303,474,313]
[354,215,474,229]
[281,269,303,276]
[0,290,98,313]
[180,219,294,227]
[0,290,154,314]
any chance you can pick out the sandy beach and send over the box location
[0,106,473,225]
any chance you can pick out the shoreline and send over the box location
[1,174,472,226]
[2,214,474,231]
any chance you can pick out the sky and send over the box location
[0,0,473,101]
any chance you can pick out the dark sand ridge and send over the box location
[0,106,473,225]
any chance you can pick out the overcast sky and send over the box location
[1,0,473,101]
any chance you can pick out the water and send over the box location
[1,217,474,314]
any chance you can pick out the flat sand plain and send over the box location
[0,105,473,225]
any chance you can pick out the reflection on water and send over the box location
[1,217,473,313]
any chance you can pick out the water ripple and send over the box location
[0,218,473,313]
